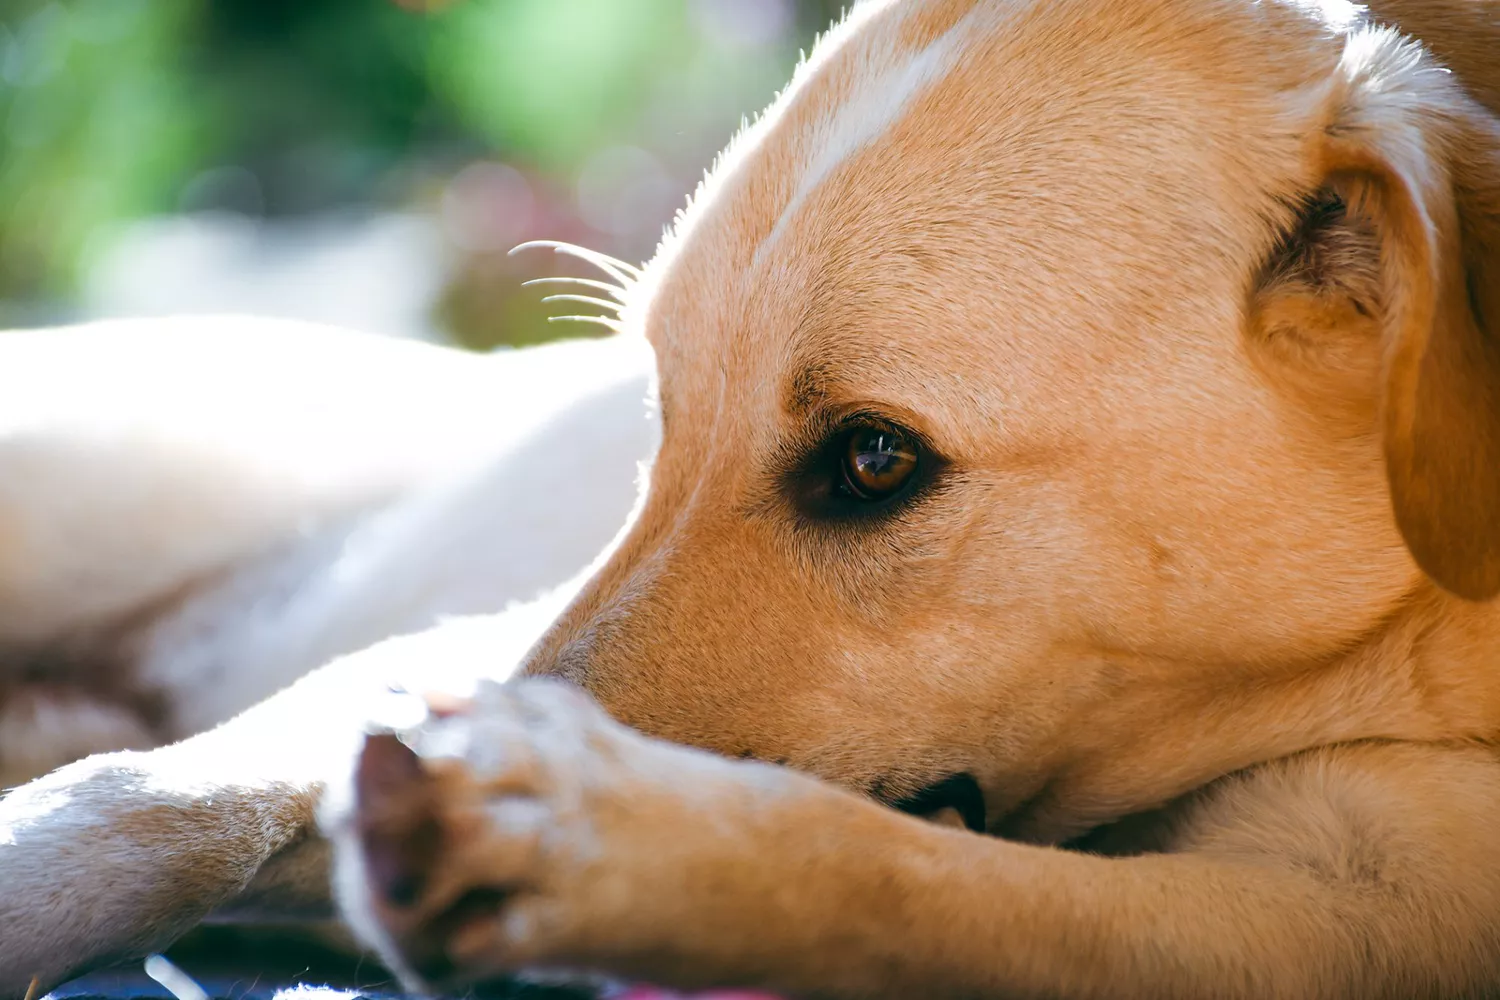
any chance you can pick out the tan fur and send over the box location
[4,0,1500,996]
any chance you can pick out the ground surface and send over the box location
[45,928,594,1000]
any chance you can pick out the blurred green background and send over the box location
[0,0,840,347]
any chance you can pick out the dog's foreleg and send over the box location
[0,679,341,995]
[0,608,560,998]
[331,686,1500,999]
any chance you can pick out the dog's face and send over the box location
[525,0,1500,840]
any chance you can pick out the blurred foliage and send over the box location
[0,1,198,304]
[0,0,842,344]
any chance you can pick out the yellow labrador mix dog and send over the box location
[4,0,1500,995]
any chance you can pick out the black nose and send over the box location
[892,773,987,833]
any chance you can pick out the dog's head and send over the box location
[524,0,1500,840]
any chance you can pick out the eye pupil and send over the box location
[843,427,919,500]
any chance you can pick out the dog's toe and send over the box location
[354,732,445,908]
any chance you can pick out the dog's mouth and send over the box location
[891,773,987,833]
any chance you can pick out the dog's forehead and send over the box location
[643,0,1343,405]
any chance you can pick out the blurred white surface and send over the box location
[84,212,450,342]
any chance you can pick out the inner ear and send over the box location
[1260,189,1383,314]
[1248,188,1387,430]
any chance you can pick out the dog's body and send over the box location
[4,0,1500,996]
[0,318,657,786]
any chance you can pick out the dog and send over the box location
[0,317,656,788]
[4,0,1500,995]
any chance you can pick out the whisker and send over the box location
[522,276,630,303]
[546,315,624,332]
[539,293,623,314]
[511,240,642,285]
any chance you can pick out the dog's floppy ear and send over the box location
[1315,28,1500,600]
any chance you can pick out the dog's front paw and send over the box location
[324,679,814,994]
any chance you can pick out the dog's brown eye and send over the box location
[842,427,919,500]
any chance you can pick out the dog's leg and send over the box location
[0,319,655,784]
[0,322,656,993]
[331,680,1500,999]
[0,318,484,650]
[0,604,571,998]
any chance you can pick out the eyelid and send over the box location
[818,408,945,467]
